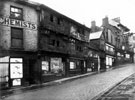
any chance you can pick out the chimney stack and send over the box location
[91,20,96,28]
[102,16,109,26]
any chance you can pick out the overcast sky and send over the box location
[31,0,135,32]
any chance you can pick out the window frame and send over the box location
[11,27,23,49]
[50,14,54,22]
[10,6,23,20]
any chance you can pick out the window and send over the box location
[106,32,108,41]
[56,41,60,47]
[50,14,54,22]
[70,62,76,69]
[10,6,23,19]
[57,18,61,25]
[111,35,113,43]
[11,28,23,48]
[76,45,82,52]
[49,39,55,46]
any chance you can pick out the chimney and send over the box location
[91,21,96,28]
[102,16,109,26]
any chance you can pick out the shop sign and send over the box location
[0,17,37,30]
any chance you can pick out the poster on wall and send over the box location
[42,61,49,71]
[10,58,23,79]
[13,79,21,86]
[10,63,23,79]
[51,58,63,74]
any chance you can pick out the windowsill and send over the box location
[9,16,24,21]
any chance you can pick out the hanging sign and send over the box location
[0,17,37,30]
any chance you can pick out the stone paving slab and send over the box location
[94,73,135,100]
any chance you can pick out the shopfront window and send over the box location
[42,57,64,75]
[51,58,63,74]
[0,56,9,88]
[42,61,49,72]
[70,62,76,69]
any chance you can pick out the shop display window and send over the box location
[70,62,76,69]
[0,56,9,83]
[42,57,64,75]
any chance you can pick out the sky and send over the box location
[31,0,135,32]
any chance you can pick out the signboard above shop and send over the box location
[0,17,37,30]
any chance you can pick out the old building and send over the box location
[37,4,90,82]
[90,17,134,70]
[88,30,106,71]
[38,4,70,82]
[68,23,90,75]
[102,17,116,68]
[0,0,39,88]
[102,17,134,68]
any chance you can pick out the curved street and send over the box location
[3,64,135,100]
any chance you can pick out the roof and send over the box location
[109,18,130,32]
[109,19,120,30]
[89,31,102,40]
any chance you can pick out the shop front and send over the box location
[86,50,99,72]
[40,55,67,82]
[69,58,86,75]
[0,51,38,89]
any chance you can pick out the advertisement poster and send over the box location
[10,58,23,79]
[10,63,23,79]
[13,79,21,86]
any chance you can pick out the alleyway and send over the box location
[3,64,135,100]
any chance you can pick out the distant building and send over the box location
[89,17,134,70]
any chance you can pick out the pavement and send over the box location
[92,72,135,100]
[0,63,134,100]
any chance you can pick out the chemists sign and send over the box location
[0,17,37,30]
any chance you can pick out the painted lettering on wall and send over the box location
[0,17,37,30]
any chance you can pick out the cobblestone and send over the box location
[3,64,135,100]
[95,73,135,100]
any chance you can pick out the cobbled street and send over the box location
[3,64,135,100]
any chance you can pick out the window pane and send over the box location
[11,7,15,12]
[12,38,22,48]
